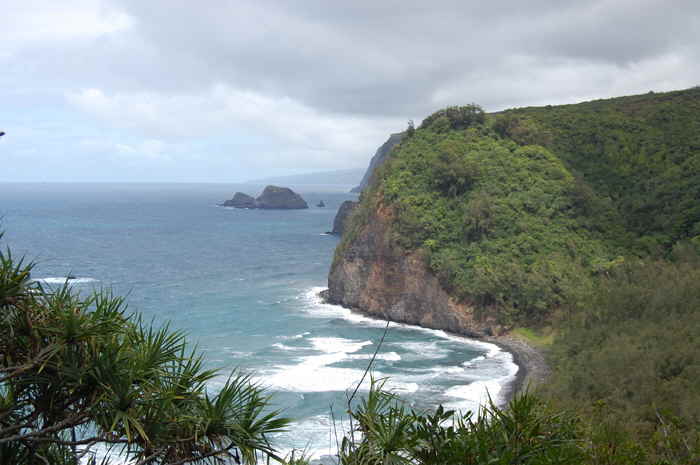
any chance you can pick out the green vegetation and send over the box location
[336,375,698,465]
[510,327,554,348]
[337,88,700,464]
[543,255,700,463]
[496,87,700,252]
[355,87,700,327]
[373,106,615,326]
[340,379,585,465]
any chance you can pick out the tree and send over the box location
[419,104,485,131]
[0,238,290,464]
[406,120,415,138]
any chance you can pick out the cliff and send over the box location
[327,201,503,337]
[350,132,405,193]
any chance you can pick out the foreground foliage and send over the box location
[0,241,289,465]
[333,376,700,465]
[339,379,584,465]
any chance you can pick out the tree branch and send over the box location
[0,412,89,444]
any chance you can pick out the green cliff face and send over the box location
[331,88,700,328]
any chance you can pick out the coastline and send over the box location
[317,289,549,404]
[483,334,550,403]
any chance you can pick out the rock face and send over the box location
[221,185,308,209]
[223,192,257,208]
[351,132,405,193]
[255,185,308,209]
[331,200,358,235]
[326,201,502,337]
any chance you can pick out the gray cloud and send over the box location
[103,0,700,114]
[1,0,699,181]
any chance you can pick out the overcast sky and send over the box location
[1,0,698,182]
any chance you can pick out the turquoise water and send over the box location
[0,183,517,458]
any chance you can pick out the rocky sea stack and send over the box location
[255,185,308,209]
[222,192,257,208]
[221,185,308,209]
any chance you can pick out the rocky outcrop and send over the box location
[255,185,308,209]
[221,185,308,209]
[326,201,503,337]
[350,132,405,193]
[330,200,358,235]
[222,192,257,208]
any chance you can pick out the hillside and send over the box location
[330,87,700,328]
[328,88,700,461]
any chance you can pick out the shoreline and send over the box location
[483,334,550,403]
[317,289,549,404]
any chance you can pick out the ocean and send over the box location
[0,182,517,459]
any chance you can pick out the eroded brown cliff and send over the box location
[326,201,503,337]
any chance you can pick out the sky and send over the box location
[1,0,699,182]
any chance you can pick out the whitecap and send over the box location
[273,414,346,460]
[260,335,417,394]
[300,287,389,328]
[272,343,304,351]
[443,379,504,412]
[300,287,520,407]
[33,277,99,285]
[309,337,372,354]
[435,365,466,374]
[445,350,519,409]
[278,331,310,340]
[390,341,452,360]
[227,350,253,358]
[350,351,401,362]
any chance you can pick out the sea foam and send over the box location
[301,287,519,407]
[261,335,417,394]
[33,277,99,285]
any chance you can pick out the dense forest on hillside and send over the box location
[339,88,700,463]
[348,87,700,327]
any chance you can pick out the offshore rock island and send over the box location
[222,185,309,209]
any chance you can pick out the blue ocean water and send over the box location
[0,183,517,458]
